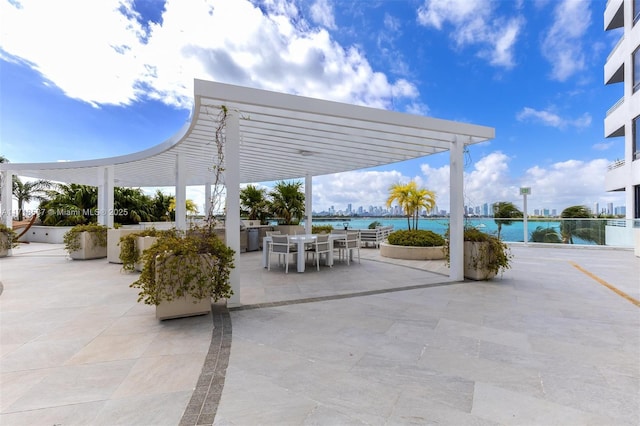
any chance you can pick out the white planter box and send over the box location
[379,242,445,260]
[156,295,212,320]
[0,234,9,257]
[107,228,141,263]
[154,253,214,320]
[69,232,107,260]
[135,236,158,272]
[463,241,496,280]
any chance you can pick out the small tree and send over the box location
[493,201,523,240]
[269,181,305,225]
[240,184,270,223]
[12,177,52,220]
[560,205,602,244]
[386,181,436,230]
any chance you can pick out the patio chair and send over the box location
[335,230,360,265]
[265,231,281,236]
[306,234,331,271]
[268,234,297,273]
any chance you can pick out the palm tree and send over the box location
[269,180,305,225]
[39,183,98,225]
[530,226,562,243]
[407,185,436,230]
[560,205,603,244]
[386,182,413,229]
[493,201,523,240]
[12,177,53,220]
[386,181,436,230]
[240,184,269,223]
[151,190,174,221]
[168,197,199,215]
[114,187,155,224]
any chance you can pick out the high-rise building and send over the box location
[604,0,640,220]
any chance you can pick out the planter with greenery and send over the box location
[130,226,235,320]
[107,227,140,264]
[0,224,18,257]
[118,228,177,272]
[445,227,512,280]
[63,224,108,260]
[381,229,446,260]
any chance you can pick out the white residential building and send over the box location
[604,0,640,220]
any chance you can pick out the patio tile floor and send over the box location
[1,243,638,425]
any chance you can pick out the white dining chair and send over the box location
[268,234,297,273]
[306,233,331,271]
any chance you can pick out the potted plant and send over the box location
[0,224,18,257]
[444,227,512,280]
[63,223,108,260]
[130,225,235,320]
[118,228,176,272]
[380,229,446,260]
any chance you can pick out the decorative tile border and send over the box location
[179,301,231,426]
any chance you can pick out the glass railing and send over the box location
[606,96,624,116]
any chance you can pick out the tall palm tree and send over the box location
[114,187,155,224]
[560,205,602,244]
[240,184,269,223]
[407,185,436,230]
[530,226,562,243]
[168,197,199,215]
[386,181,436,230]
[269,180,305,225]
[151,190,174,221]
[493,201,523,240]
[39,183,98,225]
[386,182,413,229]
[12,177,53,220]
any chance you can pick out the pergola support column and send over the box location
[225,111,241,307]
[1,170,14,228]
[449,136,465,281]
[175,154,187,230]
[97,166,114,228]
[305,173,312,234]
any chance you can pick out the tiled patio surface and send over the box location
[1,242,638,425]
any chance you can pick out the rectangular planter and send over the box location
[107,228,141,263]
[69,231,107,260]
[463,241,496,280]
[156,295,212,320]
[135,236,158,272]
[0,234,9,257]
[154,253,214,320]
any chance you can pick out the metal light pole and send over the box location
[520,187,531,245]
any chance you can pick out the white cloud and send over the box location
[0,0,418,111]
[418,152,623,213]
[310,0,336,30]
[516,107,591,130]
[416,0,524,69]
[592,141,614,151]
[540,0,591,81]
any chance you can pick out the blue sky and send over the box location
[0,0,626,215]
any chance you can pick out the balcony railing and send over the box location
[608,158,625,170]
[606,96,624,116]
[606,34,624,61]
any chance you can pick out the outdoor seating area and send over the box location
[263,232,353,273]
[358,225,394,248]
[1,242,638,425]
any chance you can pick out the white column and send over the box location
[1,170,14,228]
[305,173,312,234]
[97,166,114,227]
[225,110,241,306]
[449,136,465,281]
[175,153,187,230]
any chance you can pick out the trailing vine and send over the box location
[130,225,235,305]
[0,224,18,251]
[63,224,108,253]
[444,227,513,279]
[118,228,177,272]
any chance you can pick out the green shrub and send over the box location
[312,225,333,234]
[63,224,108,253]
[387,229,445,247]
[368,221,383,229]
[119,228,178,272]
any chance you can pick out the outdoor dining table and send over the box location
[262,233,346,273]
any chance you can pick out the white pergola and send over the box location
[0,79,494,304]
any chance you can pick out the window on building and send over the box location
[635,185,640,219]
[635,0,640,25]
[635,115,640,161]
[635,47,640,93]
